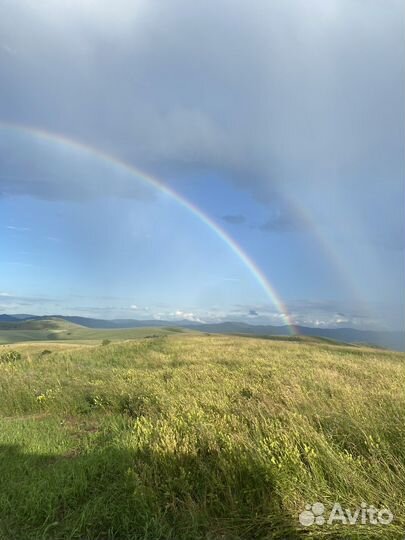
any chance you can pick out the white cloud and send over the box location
[174,310,203,323]
[6,225,30,232]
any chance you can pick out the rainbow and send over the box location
[0,121,297,333]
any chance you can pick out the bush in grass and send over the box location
[102,339,111,346]
[84,393,112,410]
[0,350,21,363]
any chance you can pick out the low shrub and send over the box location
[0,350,22,363]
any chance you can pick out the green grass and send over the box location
[0,335,405,539]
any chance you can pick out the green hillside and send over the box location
[0,318,192,344]
[1,335,404,539]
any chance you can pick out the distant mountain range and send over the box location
[1,313,404,351]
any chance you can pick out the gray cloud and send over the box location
[222,206,308,233]
[0,0,403,259]
[0,293,58,312]
[0,134,155,200]
[221,214,246,225]
[1,1,402,193]
[259,211,307,233]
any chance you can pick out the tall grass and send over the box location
[0,335,404,539]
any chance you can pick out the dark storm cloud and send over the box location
[0,0,403,257]
[0,1,402,194]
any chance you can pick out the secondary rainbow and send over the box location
[0,121,297,333]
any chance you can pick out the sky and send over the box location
[0,0,404,330]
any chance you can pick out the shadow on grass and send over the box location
[0,443,299,540]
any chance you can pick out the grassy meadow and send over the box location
[1,334,405,539]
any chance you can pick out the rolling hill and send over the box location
[1,314,404,350]
[0,318,192,344]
